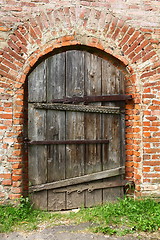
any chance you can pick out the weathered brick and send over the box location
[0,173,12,179]
[142,51,156,62]
[9,194,21,199]
[2,179,12,186]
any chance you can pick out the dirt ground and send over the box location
[0,223,159,240]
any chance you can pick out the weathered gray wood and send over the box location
[28,105,47,186]
[30,191,47,210]
[46,53,66,211]
[101,59,125,202]
[46,52,66,101]
[66,50,85,98]
[28,60,47,102]
[48,191,66,211]
[51,94,132,103]
[101,60,124,95]
[66,50,85,209]
[84,52,103,207]
[119,102,126,167]
[103,114,121,170]
[29,167,125,192]
[118,103,126,202]
[46,110,66,182]
[102,176,124,202]
[28,64,47,210]
[47,109,66,210]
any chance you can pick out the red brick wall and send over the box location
[0,0,160,202]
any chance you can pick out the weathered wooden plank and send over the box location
[101,60,124,95]
[48,191,66,211]
[65,50,85,209]
[46,52,66,101]
[66,50,85,97]
[84,114,103,174]
[46,110,66,182]
[103,114,121,170]
[102,176,124,202]
[28,105,47,186]
[29,167,125,192]
[28,60,47,102]
[119,102,126,167]
[118,102,126,201]
[84,52,103,207]
[46,53,66,211]
[52,94,132,103]
[47,110,66,211]
[101,58,125,202]
[119,70,125,95]
[28,105,47,210]
[30,191,47,210]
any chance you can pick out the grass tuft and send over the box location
[0,197,159,235]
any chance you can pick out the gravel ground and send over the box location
[0,223,159,240]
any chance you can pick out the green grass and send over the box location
[0,197,159,236]
[74,197,160,236]
[0,197,68,232]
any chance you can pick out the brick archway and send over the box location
[0,6,159,201]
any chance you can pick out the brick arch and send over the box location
[0,7,159,200]
[1,7,158,83]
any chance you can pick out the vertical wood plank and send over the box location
[28,59,47,210]
[46,52,66,101]
[101,60,125,95]
[28,61,47,103]
[28,91,47,182]
[84,52,103,207]
[66,50,85,209]
[28,106,47,210]
[101,59,125,203]
[46,110,66,182]
[46,53,66,211]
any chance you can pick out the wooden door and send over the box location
[27,50,130,210]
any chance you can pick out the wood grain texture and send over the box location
[101,58,125,203]
[28,61,47,103]
[46,52,66,102]
[46,53,66,210]
[65,50,85,209]
[28,62,47,209]
[84,52,102,207]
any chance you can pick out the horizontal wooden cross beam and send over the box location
[52,94,132,103]
[29,166,125,193]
